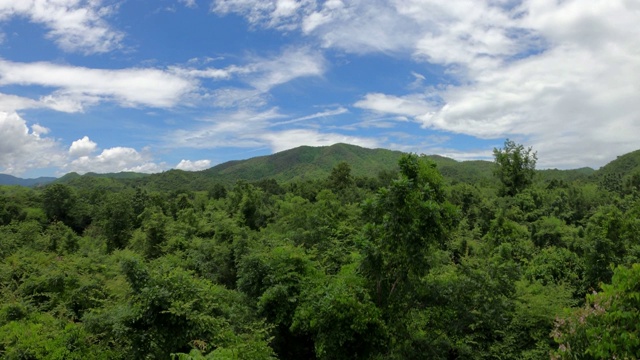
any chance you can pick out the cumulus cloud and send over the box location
[176,159,211,171]
[417,1,640,168]
[217,0,631,168]
[0,112,166,175]
[0,112,64,175]
[69,136,97,157]
[213,0,640,168]
[0,0,123,54]
[65,147,164,174]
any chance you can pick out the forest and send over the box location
[1,140,640,359]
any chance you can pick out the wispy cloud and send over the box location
[167,105,374,154]
[0,59,196,111]
[271,107,348,126]
[0,0,124,54]
[259,128,380,153]
[354,93,435,117]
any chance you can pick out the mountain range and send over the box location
[3,143,640,188]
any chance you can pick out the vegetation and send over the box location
[1,141,639,359]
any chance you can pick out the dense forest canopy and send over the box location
[1,141,640,359]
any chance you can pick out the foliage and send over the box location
[493,139,538,196]
[552,264,640,359]
[3,143,640,359]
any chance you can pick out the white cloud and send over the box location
[259,129,380,153]
[271,107,348,126]
[170,108,285,148]
[0,93,41,112]
[167,106,378,155]
[0,46,324,114]
[202,47,325,108]
[0,0,123,54]
[168,64,247,80]
[355,93,435,117]
[0,111,64,175]
[415,1,640,168]
[175,159,211,171]
[246,47,325,91]
[69,136,97,157]
[65,147,164,174]
[209,0,625,168]
[0,112,167,175]
[0,59,196,110]
[179,0,198,8]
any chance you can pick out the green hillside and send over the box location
[0,174,56,187]
[45,144,640,192]
[596,149,640,178]
[201,143,404,183]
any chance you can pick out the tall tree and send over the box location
[493,139,537,196]
[360,154,458,310]
[42,184,76,225]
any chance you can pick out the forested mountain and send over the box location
[0,174,56,187]
[2,142,640,359]
[8,143,630,191]
[202,143,404,183]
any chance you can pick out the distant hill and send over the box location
[201,143,405,183]
[595,149,640,178]
[538,167,596,183]
[57,172,149,183]
[33,144,640,192]
[0,174,56,187]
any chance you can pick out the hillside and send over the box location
[201,143,405,183]
[0,174,56,187]
[596,149,640,178]
[12,144,640,191]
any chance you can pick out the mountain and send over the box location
[201,143,405,183]
[57,172,149,183]
[595,149,640,178]
[39,144,640,192]
[0,174,56,187]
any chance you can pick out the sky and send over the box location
[0,0,639,177]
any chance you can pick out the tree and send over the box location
[493,139,537,196]
[360,154,458,310]
[42,183,76,225]
[552,264,640,359]
[98,193,134,252]
[327,162,354,192]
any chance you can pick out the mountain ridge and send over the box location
[7,143,639,189]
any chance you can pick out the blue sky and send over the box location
[1,0,639,177]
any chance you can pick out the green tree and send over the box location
[98,193,134,252]
[292,263,386,360]
[552,264,640,359]
[493,139,537,196]
[140,206,169,259]
[327,161,354,192]
[42,184,76,226]
[360,154,458,311]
